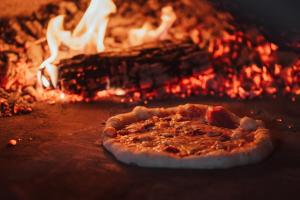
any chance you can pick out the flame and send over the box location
[128,6,176,46]
[33,0,300,103]
[38,0,116,88]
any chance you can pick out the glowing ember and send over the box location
[40,89,83,103]
[33,0,299,104]
[128,6,176,46]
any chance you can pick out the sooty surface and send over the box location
[0,97,299,200]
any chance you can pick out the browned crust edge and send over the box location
[102,104,273,169]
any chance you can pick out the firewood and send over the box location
[58,40,209,97]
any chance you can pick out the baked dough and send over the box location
[102,104,273,169]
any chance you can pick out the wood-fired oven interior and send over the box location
[0,1,299,200]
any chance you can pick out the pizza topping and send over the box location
[240,117,258,131]
[238,141,245,147]
[244,134,255,143]
[118,129,129,135]
[173,113,190,122]
[214,143,226,150]
[164,146,180,154]
[108,111,255,156]
[187,129,206,136]
[232,128,246,139]
[142,141,156,148]
[206,106,237,129]
[207,132,222,137]
[141,122,155,131]
[174,121,190,129]
[157,121,170,128]
[105,105,262,158]
[162,116,172,121]
[132,135,155,143]
[219,135,231,142]
[173,113,182,121]
[161,132,175,138]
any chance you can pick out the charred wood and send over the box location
[58,40,209,97]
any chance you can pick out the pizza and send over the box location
[102,104,273,169]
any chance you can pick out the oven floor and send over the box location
[0,98,299,200]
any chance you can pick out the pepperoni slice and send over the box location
[205,106,237,129]
[164,146,180,154]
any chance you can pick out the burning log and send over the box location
[58,40,209,98]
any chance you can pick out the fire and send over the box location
[38,0,116,88]
[126,27,300,102]
[128,6,176,46]
[34,0,299,104]
[38,0,177,96]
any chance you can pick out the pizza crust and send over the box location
[102,104,273,169]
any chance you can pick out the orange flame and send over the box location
[38,0,116,88]
[35,0,299,103]
[128,6,176,46]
